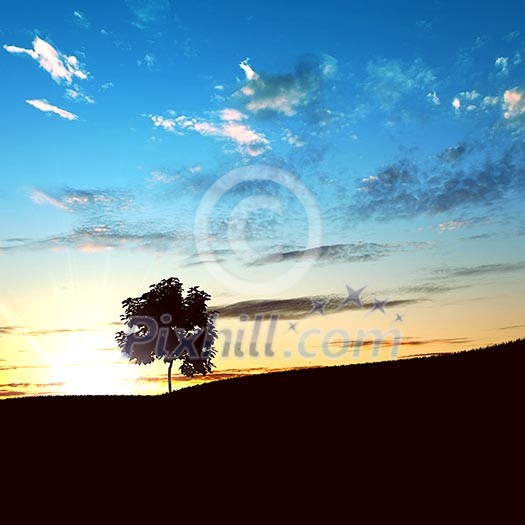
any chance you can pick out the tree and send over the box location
[116,277,218,393]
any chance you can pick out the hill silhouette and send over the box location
[3,339,523,425]
[2,339,523,474]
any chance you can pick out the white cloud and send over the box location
[65,87,95,104]
[30,189,69,210]
[282,129,304,147]
[3,36,89,84]
[220,108,246,121]
[26,99,78,120]
[220,108,248,122]
[245,88,306,116]
[151,115,176,132]
[427,91,440,105]
[239,58,258,81]
[214,84,224,91]
[189,165,202,173]
[503,88,525,119]
[236,55,337,118]
[452,91,483,112]
[482,96,499,107]
[150,170,176,183]
[101,82,114,90]
[149,113,270,156]
[437,220,472,232]
[495,56,509,75]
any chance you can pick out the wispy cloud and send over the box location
[26,99,78,120]
[73,10,91,29]
[0,226,191,254]
[126,0,171,29]
[149,112,270,156]
[434,261,525,279]
[3,36,88,84]
[138,52,156,70]
[251,241,430,266]
[214,295,417,320]
[364,58,436,110]
[30,188,131,212]
[65,87,95,104]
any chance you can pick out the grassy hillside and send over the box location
[2,339,523,467]
[3,338,523,414]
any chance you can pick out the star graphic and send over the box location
[287,321,298,332]
[341,285,366,308]
[370,297,388,314]
[309,298,328,316]
[394,312,404,323]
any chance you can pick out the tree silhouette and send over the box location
[115,277,218,393]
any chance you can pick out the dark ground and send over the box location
[3,339,524,434]
[2,339,523,497]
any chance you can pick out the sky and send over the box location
[1,0,524,397]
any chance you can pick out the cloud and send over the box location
[149,170,176,183]
[434,261,525,279]
[352,142,525,221]
[495,56,509,75]
[1,225,190,254]
[239,58,258,81]
[436,220,473,232]
[26,99,78,120]
[235,54,337,119]
[251,241,429,266]
[219,108,246,122]
[438,143,471,162]
[150,115,176,132]
[504,30,520,42]
[0,326,18,335]
[126,0,171,29]
[149,113,270,156]
[30,188,131,212]
[73,10,91,28]
[214,295,418,320]
[30,189,71,211]
[3,36,88,84]
[451,90,483,113]
[499,324,525,331]
[364,58,436,109]
[138,52,156,70]
[503,88,525,120]
[282,128,304,147]
[427,91,440,105]
[65,87,95,104]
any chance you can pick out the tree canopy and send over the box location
[116,277,218,391]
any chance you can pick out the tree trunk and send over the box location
[168,360,173,394]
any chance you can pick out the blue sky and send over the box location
[0,0,524,396]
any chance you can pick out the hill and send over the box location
[2,339,523,475]
[2,339,523,426]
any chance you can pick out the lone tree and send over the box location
[116,277,218,393]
